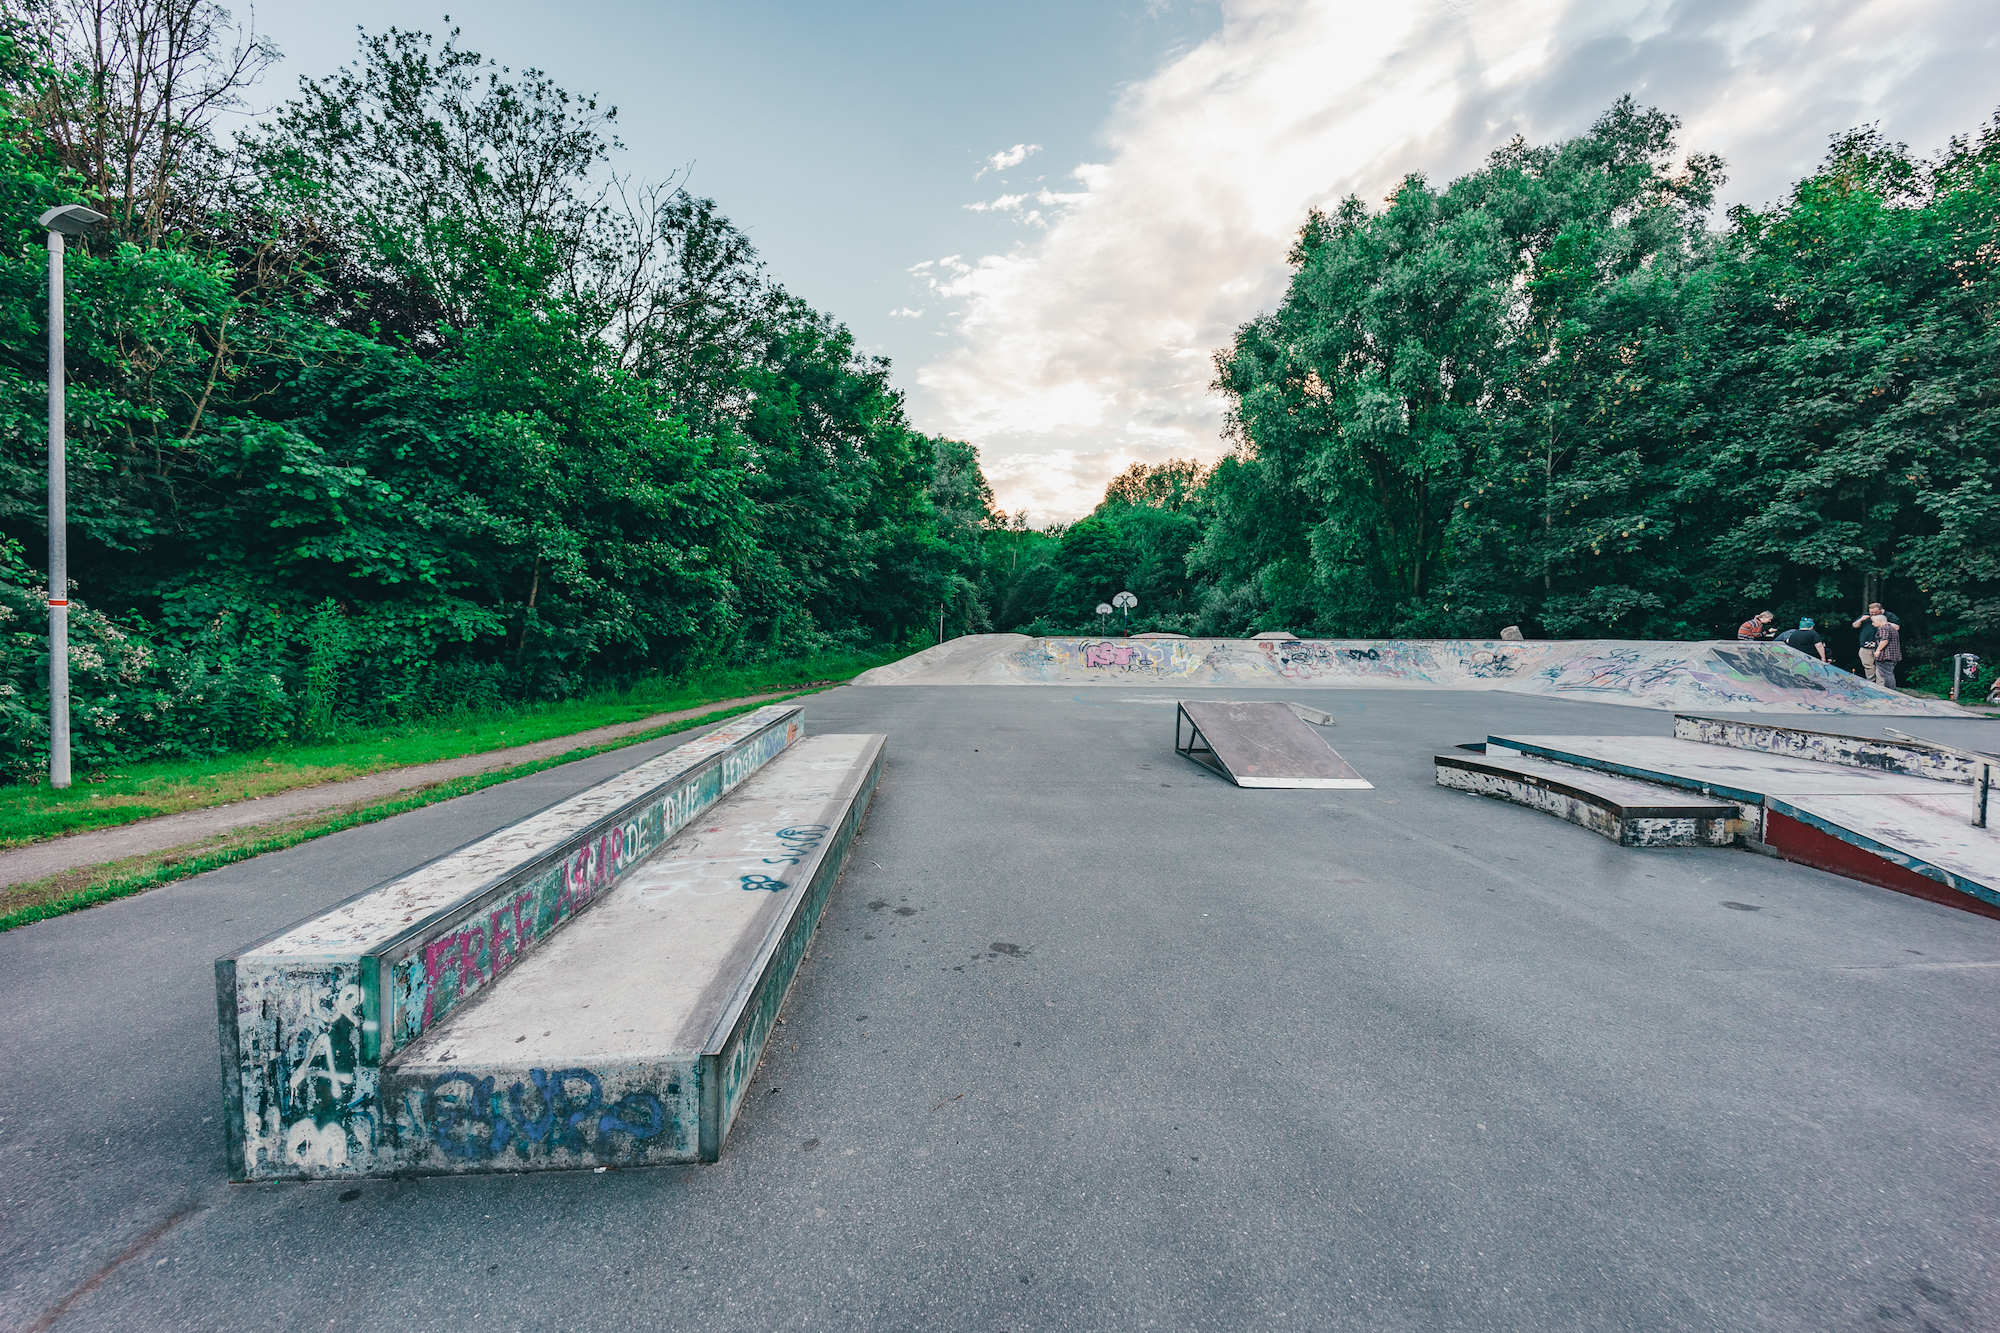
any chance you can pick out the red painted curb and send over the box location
[1763,809,2000,921]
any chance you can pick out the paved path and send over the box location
[0,691,808,888]
[4,689,1996,1331]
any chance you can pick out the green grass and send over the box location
[0,696,803,931]
[0,646,903,848]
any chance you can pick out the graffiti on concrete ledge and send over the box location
[421,1068,671,1161]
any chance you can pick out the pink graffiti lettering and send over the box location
[488,891,532,974]
[1083,642,1137,668]
[557,829,625,917]
[455,925,487,991]
[420,922,486,1029]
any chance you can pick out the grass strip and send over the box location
[0,693,816,932]
[2,644,900,845]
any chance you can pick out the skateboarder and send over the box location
[1737,611,1776,640]
[1868,614,1903,689]
[1851,602,1899,683]
[1775,618,1828,662]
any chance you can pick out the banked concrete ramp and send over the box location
[854,634,1967,716]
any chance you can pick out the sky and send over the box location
[242,0,2000,523]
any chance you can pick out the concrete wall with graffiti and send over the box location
[377,1060,699,1171]
[1675,716,1986,784]
[851,633,1967,717]
[215,705,804,1180]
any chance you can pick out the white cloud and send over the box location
[976,142,1041,179]
[888,307,926,317]
[964,188,1090,215]
[914,0,2000,523]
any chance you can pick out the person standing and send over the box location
[1775,618,1828,662]
[1851,602,1899,682]
[1869,614,1903,689]
[1737,610,1776,640]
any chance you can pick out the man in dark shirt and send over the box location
[1775,619,1827,662]
[1870,615,1903,689]
[1851,602,1899,682]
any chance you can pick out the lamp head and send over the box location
[39,205,106,236]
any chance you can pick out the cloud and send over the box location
[975,142,1041,179]
[914,0,2000,523]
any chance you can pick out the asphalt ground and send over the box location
[4,686,1997,1332]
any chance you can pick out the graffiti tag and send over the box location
[425,1067,669,1160]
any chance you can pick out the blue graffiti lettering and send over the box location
[599,1093,666,1140]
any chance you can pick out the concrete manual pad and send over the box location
[379,732,885,1172]
[1177,699,1371,788]
[1489,734,1955,802]
[1493,731,1998,913]
[1435,752,1744,848]
[1439,751,1740,813]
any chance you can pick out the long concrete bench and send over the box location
[217,704,805,1180]
[381,732,884,1172]
[1435,752,1744,847]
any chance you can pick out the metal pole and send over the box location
[47,228,70,790]
[1953,654,1962,704]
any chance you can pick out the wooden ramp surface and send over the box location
[1177,701,1371,789]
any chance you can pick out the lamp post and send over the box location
[1112,590,1136,637]
[39,204,104,790]
[1952,653,1981,705]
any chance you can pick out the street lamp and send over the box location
[39,203,104,790]
[1112,590,1137,637]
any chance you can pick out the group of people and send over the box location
[1737,603,1903,689]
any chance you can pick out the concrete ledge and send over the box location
[371,732,886,1174]
[1487,731,1999,918]
[1674,715,1988,785]
[1435,753,1743,848]
[217,704,804,1180]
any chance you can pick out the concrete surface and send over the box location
[3,688,1998,1332]
[0,691,814,890]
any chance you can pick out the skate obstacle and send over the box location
[1438,715,1999,918]
[1175,700,1371,789]
[1434,750,1744,848]
[216,704,885,1178]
